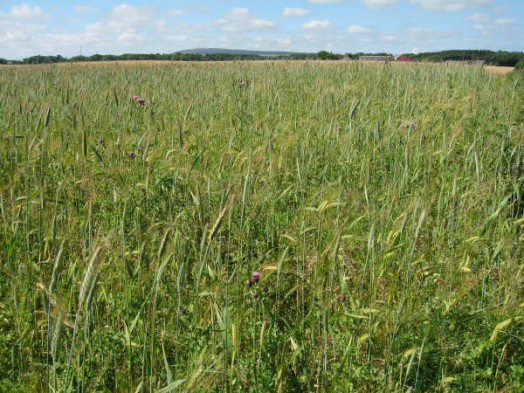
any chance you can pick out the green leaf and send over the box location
[155,379,186,393]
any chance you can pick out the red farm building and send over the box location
[396,55,413,62]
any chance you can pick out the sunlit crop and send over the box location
[0,61,523,392]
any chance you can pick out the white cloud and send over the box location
[278,37,292,46]
[466,15,514,35]
[362,0,398,8]
[219,35,232,44]
[215,8,275,32]
[1,30,29,44]
[167,9,184,17]
[11,4,43,19]
[466,13,487,22]
[363,0,489,11]
[495,18,515,25]
[405,26,451,42]
[107,4,154,30]
[0,20,46,46]
[347,25,373,34]
[74,5,96,13]
[85,22,104,34]
[308,0,341,3]
[303,20,332,29]
[80,22,107,44]
[250,19,275,29]
[282,7,310,17]
[472,23,489,34]
[117,32,147,43]
[166,34,188,42]
[382,35,398,42]
[4,4,160,58]
[156,20,166,32]
[410,0,489,12]
[226,7,250,20]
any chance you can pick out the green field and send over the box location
[0,61,523,392]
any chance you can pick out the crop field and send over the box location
[484,66,516,75]
[0,61,523,392]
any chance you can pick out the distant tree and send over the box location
[70,55,87,62]
[22,55,67,64]
[409,49,524,67]
[316,51,342,60]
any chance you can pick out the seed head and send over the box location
[128,152,136,159]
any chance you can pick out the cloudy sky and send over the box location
[1,0,523,60]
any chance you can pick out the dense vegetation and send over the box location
[0,61,523,392]
[409,50,524,67]
[3,49,523,66]
[13,51,351,64]
[9,52,315,64]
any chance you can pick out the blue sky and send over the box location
[0,0,523,59]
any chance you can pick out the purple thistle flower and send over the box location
[399,123,407,129]
[137,98,145,105]
[410,121,417,128]
[252,271,260,282]
[246,279,252,287]
[132,95,139,101]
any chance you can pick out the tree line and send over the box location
[1,49,522,67]
[408,50,524,67]
[0,51,394,64]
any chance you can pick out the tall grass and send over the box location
[0,61,523,392]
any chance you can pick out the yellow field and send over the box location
[484,65,516,74]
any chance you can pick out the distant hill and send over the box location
[175,48,309,57]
